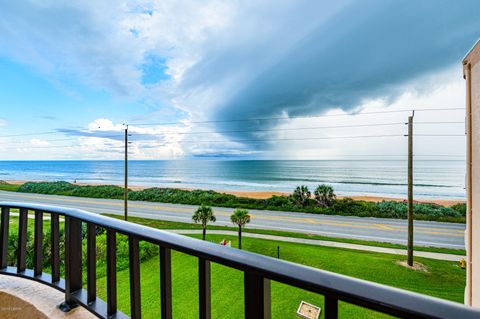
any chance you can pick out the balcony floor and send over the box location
[0,275,95,319]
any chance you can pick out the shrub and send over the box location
[376,201,407,218]
[375,200,463,221]
[8,224,157,279]
[9,182,466,222]
[451,203,466,216]
[332,198,377,217]
[19,181,76,194]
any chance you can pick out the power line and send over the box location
[126,120,464,140]
[4,145,79,150]
[128,122,407,138]
[130,132,466,144]
[414,134,465,137]
[324,154,465,157]
[0,135,124,145]
[2,142,125,150]
[130,134,404,145]
[415,121,464,124]
[414,108,464,111]
[0,108,464,140]
[129,107,464,126]
[0,129,465,145]
[398,156,462,158]
[0,125,86,138]
[1,131,465,148]
[0,131,59,138]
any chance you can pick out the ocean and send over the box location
[0,160,465,200]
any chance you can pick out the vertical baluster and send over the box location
[160,247,172,319]
[244,272,271,319]
[129,236,141,319]
[106,229,117,316]
[51,213,60,282]
[62,217,82,311]
[33,210,43,276]
[87,223,96,303]
[17,208,27,273]
[0,207,9,269]
[199,258,211,319]
[324,293,338,319]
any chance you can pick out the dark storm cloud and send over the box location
[184,0,480,143]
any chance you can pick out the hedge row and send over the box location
[13,181,466,223]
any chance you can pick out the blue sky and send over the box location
[0,58,137,128]
[0,0,478,160]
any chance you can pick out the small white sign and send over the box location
[296,301,321,319]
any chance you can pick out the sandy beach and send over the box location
[3,180,465,207]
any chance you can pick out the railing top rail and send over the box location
[2,201,478,318]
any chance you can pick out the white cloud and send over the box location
[0,0,234,101]
[57,118,193,159]
[0,1,476,159]
[87,118,125,132]
[15,138,52,153]
[29,138,50,147]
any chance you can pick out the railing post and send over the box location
[160,247,172,319]
[107,229,117,316]
[324,293,338,319]
[244,272,271,319]
[33,210,43,276]
[129,236,141,319]
[0,207,9,269]
[59,217,82,312]
[199,258,211,319]
[17,208,27,273]
[87,223,96,303]
[51,213,60,283]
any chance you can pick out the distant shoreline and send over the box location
[4,180,465,207]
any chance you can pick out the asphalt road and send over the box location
[0,190,465,249]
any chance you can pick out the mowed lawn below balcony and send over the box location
[3,212,465,318]
[96,234,466,319]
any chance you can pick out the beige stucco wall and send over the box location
[464,40,480,307]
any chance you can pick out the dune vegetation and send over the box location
[0,181,466,222]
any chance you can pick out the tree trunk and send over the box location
[202,226,206,240]
[238,226,242,249]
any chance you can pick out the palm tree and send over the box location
[314,184,336,208]
[192,205,216,240]
[291,185,311,207]
[230,208,251,249]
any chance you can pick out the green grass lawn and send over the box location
[105,214,466,256]
[96,234,466,319]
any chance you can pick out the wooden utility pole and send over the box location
[124,125,128,221]
[407,112,414,266]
